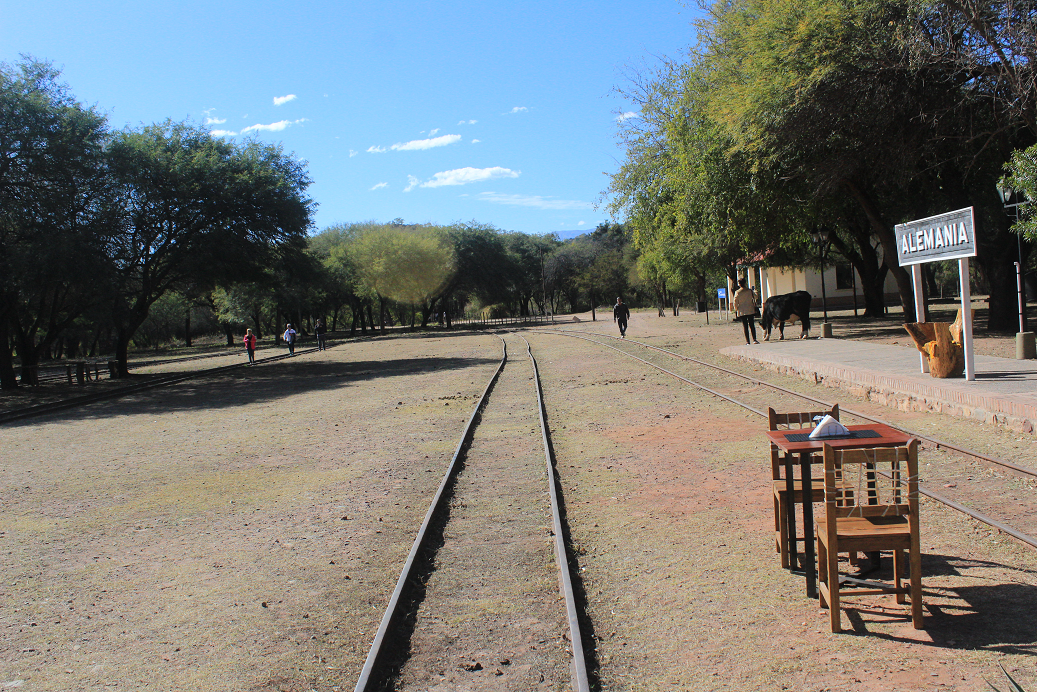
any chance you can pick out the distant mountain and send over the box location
[555,229,589,240]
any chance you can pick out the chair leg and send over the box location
[893,549,906,604]
[817,536,829,609]
[910,544,924,629]
[775,493,789,568]
[827,541,841,633]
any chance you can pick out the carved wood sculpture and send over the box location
[903,309,969,378]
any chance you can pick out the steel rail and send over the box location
[534,327,1037,551]
[0,346,319,426]
[541,327,1037,479]
[353,337,508,692]
[520,334,591,692]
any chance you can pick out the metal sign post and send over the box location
[894,207,977,381]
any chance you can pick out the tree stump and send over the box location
[904,309,968,378]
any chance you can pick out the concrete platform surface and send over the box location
[720,339,1037,434]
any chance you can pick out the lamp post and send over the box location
[810,227,832,332]
[997,183,1034,358]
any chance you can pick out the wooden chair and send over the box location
[769,405,839,568]
[816,440,923,633]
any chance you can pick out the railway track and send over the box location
[354,333,591,692]
[534,327,1037,552]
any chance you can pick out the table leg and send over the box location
[800,451,817,599]
[784,453,798,572]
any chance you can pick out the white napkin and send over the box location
[808,414,850,439]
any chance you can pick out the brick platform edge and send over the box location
[719,344,1037,437]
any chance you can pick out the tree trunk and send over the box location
[115,329,132,377]
[978,252,1018,331]
[420,297,436,328]
[223,323,235,346]
[843,180,915,315]
[0,316,18,390]
[115,310,149,377]
[185,308,192,347]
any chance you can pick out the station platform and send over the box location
[719,339,1037,435]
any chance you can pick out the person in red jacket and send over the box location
[243,328,257,364]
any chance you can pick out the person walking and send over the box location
[613,296,630,338]
[283,323,297,355]
[243,328,257,364]
[733,278,760,344]
[314,319,327,351]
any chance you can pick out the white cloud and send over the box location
[240,119,306,134]
[616,111,639,122]
[370,182,388,190]
[471,139,481,144]
[578,220,586,225]
[429,128,439,136]
[404,175,420,192]
[273,94,297,106]
[476,192,591,210]
[210,129,237,137]
[390,134,462,151]
[349,149,358,157]
[205,116,227,125]
[507,106,528,114]
[458,119,477,125]
[367,145,387,153]
[420,167,519,188]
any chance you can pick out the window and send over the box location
[835,263,855,290]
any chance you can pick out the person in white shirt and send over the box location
[283,323,297,355]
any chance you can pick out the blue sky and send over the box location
[1,1,699,237]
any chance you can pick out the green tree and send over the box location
[349,223,455,328]
[106,120,313,374]
[695,0,1035,326]
[0,58,112,388]
[1005,144,1037,241]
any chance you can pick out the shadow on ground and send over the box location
[3,354,501,428]
[835,553,1037,655]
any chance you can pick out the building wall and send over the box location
[746,264,899,310]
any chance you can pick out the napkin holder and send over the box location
[808,414,850,439]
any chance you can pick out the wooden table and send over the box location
[765,423,913,598]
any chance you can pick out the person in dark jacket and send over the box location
[314,319,327,351]
[613,297,630,337]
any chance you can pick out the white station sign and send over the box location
[894,206,977,267]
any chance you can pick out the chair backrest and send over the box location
[768,405,839,480]
[768,404,839,431]
[821,440,919,521]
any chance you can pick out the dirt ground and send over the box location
[1,314,1035,691]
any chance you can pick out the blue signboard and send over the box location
[717,287,727,299]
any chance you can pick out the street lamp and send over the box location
[997,182,1034,358]
[997,182,1029,333]
[810,227,832,325]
